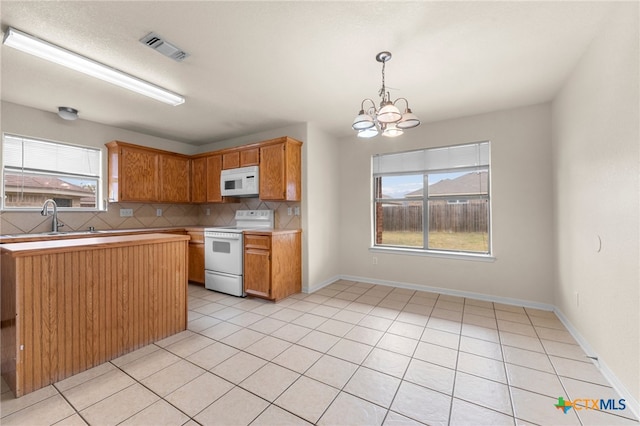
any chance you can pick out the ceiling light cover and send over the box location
[3,27,185,106]
[382,123,403,138]
[58,106,78,120]
[396,108,420,129]
[352,110,376,130]
[351,51,420,138]
[357,127,379,138]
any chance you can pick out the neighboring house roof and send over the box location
[4,174,94,196]
[405,171,488,198]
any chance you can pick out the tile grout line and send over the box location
[492,299,519,426]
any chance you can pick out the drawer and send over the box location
[187,230,204,243]
[244,234,270,250]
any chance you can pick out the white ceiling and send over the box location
[1,1,614,146]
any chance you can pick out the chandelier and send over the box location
[352,51,420,138]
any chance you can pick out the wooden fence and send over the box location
[382,202,488,232]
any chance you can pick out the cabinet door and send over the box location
[121,146,158,201]
[160,154,190,203]
[191,158,207,203]
[206,155,223,202]
[222,151,240,169]
[188,243,205,284]
[244,249,271,298]
[259,143,286,200]
[240,148,259,166]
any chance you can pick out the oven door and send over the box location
[204,231,243,275]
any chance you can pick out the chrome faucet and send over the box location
[41,199,64,232]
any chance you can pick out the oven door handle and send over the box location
[205,234,242,240]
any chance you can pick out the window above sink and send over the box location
[2,133,104,212]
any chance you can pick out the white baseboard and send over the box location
[307,274,639,419]
[336,274,555,311]
[553,308,640,419]
[305,275,342,294]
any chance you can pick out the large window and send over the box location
[2,134,102,210]
[373,141,491,256]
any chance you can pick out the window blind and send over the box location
[372,141,490,175]
[3,134,101,177]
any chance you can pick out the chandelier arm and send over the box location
[393,97,410,110]
[360,98,378,113]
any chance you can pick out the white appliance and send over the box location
[204,210,274,296]
[220,166,259,197]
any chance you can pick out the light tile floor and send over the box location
[1,280,638,425]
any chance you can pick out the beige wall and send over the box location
[336,104,555,305]
[303,124,341,292]
[552,2,639,405]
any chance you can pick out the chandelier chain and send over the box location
[378,60,386,100]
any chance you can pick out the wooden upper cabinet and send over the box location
[259,137,302,201]
[160,154,190,203]
[222,151,240,169]
[107,142,159,202]
[240,147,259,166]
[191,157,207,203]
[106,141,189,203]
[222,147,259,170]
[107,137,301,204]
[206,154,223,202]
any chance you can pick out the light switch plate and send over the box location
[156,208,162,217]
[120,208,133,217]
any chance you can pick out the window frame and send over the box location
[1,133,104,212]
[371,141,493,260]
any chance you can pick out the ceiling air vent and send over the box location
[139,32,189,62]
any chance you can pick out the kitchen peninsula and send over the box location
[0,233,189,397]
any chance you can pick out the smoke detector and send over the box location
[139,32,189,62]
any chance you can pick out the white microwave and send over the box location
[220,166,260,197]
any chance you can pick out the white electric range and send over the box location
[203,210,274,296]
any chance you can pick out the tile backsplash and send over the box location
[0,199,301,235]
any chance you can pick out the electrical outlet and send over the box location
[156,208,162,217]
[119,208,133,217]
[294,206,300,216]
[287,207,292,216]
[205,208,211,216]
[372,257,378,265]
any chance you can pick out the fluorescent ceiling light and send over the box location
[3,27,185,106]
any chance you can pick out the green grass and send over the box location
[381,231,489,253]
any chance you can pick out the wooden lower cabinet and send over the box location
[243,230,301,301]
[187,229,205,284]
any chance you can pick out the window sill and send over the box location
[369,246,496,262]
